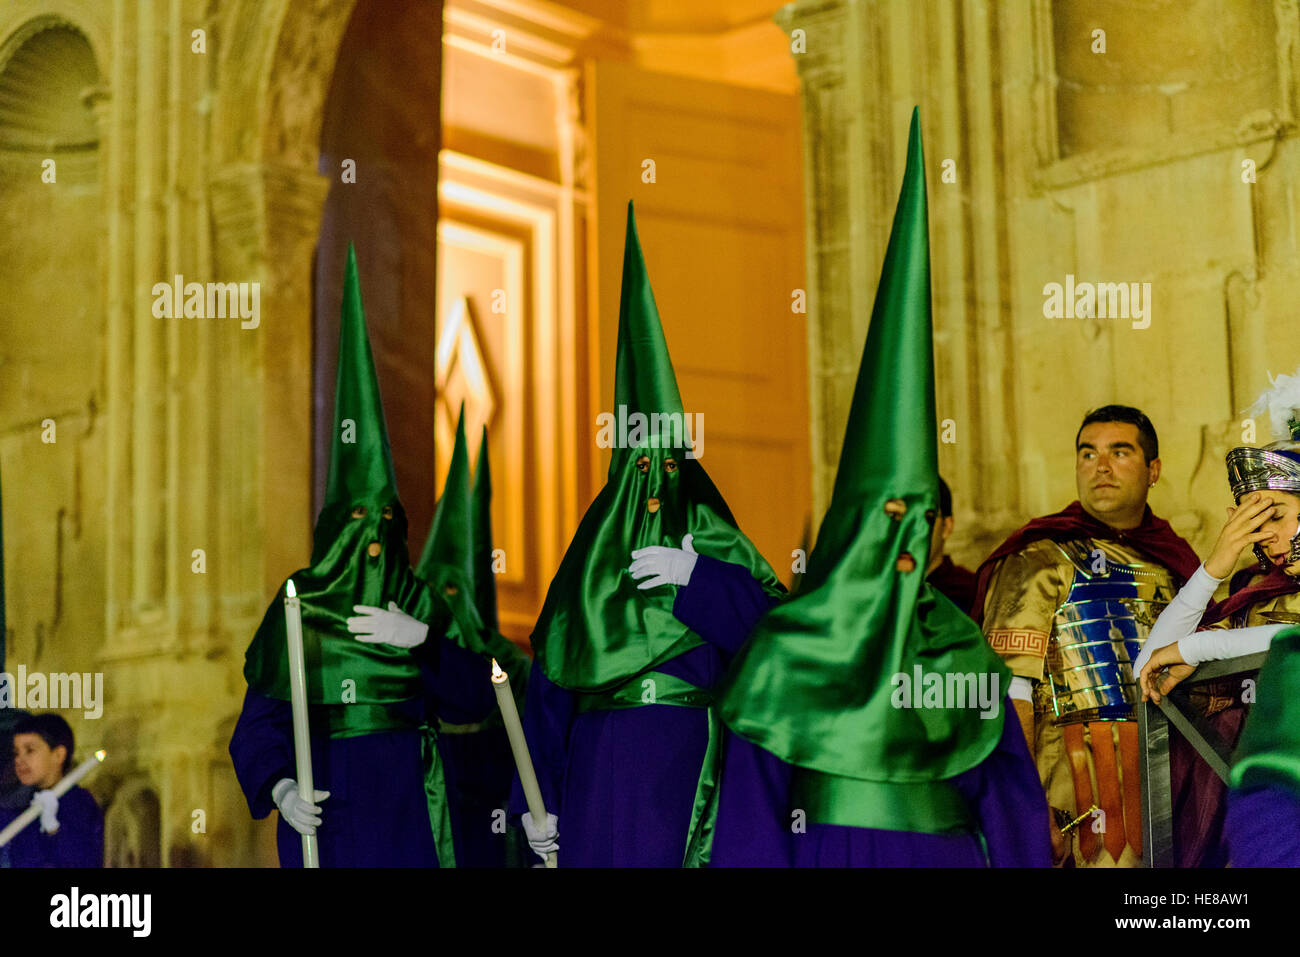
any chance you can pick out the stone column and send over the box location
[775,0,859,520]
[210,162,330,605]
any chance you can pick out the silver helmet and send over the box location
[1229,368,1300,571]
[1226,443,1300,571]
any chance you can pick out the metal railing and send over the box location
[1137,651,1267,867]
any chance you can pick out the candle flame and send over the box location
[491,658,507,684]
[94,749,106,762]
[285,579,297,599]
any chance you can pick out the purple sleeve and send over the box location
[1226,786,1300,867]
[950,698,1052,867]
[673,555,780,655]
[41,787,104,868]
[509,660,572,819]
[228,688,296,819]
[430,637,497,724]
[709,731,794,867]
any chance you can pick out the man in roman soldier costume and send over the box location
[972,405,1200,867]
[1135,370,1300,864]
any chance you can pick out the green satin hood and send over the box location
[416,406,526,675]
[531,202,783,691]
[244,243,449,704]
[245,498,445,704]
[716,108,1007,782]
[534,437,783,691]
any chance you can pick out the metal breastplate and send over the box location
[1047,541,1175,724]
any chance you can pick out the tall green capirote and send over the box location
[243,242,463,865]
[690,109,1009,864]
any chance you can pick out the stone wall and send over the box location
[780,0,1300,570]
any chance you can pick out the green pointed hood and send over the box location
[716,110,1008,782]
[244,244,449,704]
[322,245,399,513]
[532,201,784,691]
[471,424,499,634]
[411,406,501,659]
[418,405,474,588]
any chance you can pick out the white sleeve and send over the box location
[1008,675,1034,702]
[1132,564,1222,674]
[1177,625,1281,666]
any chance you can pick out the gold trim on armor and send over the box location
[987,628,1048,657]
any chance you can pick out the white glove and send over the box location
[348,601,429,648]
[628,534,698,590]
[521,811,559,861]
[272,778,330,836]
[32,790,59,834]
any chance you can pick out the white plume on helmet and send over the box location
[1247,366,1300,443]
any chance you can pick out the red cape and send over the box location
[929,555,977,618]
[1201,565,1299,626]
[971,501,1201,625]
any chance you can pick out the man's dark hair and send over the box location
[14,713,74,774]
[1076,405,1158,463]
[937,476,953,519]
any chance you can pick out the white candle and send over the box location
[491,658,556,868]
[0,749,107,848]
[284,578,319,868]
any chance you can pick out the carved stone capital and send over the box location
[775,0,849,83]
[210,162,330,281]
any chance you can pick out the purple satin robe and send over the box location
[228,637,494,867]
[706,704,1051,867]
[1225,786,1300,867]
[511,554,776,867]
[676,565,1050,868]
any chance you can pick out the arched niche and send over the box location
[104,779,161,868]
[0,16,106,686]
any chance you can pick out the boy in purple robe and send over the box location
[0,713,103,868]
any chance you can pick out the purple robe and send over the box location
[511,554,776,867]
[1225,786,1300,867]
[1169,702,1246,867]
[706,703,1051,867]
[437,723,527,867]
[228,637,494,867]
[676,563,1049,868]
[0,784,103,868]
